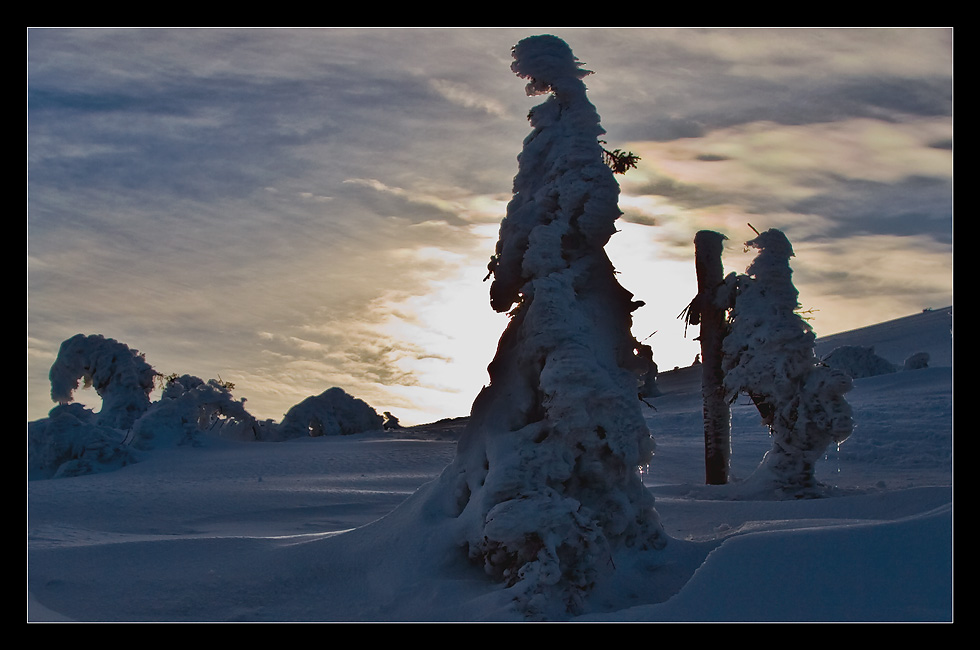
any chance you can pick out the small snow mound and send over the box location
[276,387,384,439]
[821,345,897,379]
[903,351,930,371]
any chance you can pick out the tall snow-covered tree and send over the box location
[722,228,854,496]
[435,35,666,617]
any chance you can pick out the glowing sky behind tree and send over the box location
[27,27,953,425]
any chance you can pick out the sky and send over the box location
[27,27,953,426]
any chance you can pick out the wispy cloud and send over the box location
[429,78,509,118]
[616,116,952,255]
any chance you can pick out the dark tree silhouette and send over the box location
[686,230,732,485]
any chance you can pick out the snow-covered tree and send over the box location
[382,411,402,430]
[33,332,396,477]
[28,403,136,479]
[32,334,279,474]
[131,374,265,448]
[48,333,157,430]
[31,333,155,478]
[434,35,665,617]
[722,229,854,497]
[275,387,384,440]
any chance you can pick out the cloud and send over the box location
[340,178,468,226]
[789,174,952,244]
[27,28,952,425]
[566,28,951,145]
[230,239,507,424]
[615,116,951,254]
[429,79,509,118]
[789,233,952,336]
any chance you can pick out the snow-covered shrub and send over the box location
[821,345,897,379]
[48,333,157,429]
[132,374,262,449]
[275,387,383,440]
[28,403,136,479]
[382,411,402,430]
[432,35,665,617]
[723,229,854,497]
[903,351,930,371]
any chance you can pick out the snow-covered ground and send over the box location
[27,308,953,622]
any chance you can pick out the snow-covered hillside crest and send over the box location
[722,229,854,497]
[428,35,666,618]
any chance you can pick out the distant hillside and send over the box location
[656,306,952,395]
[812,307,952,368]
[420,307,954,428]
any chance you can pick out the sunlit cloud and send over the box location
[227,241,509,425]
[790,233,952,334]
[617,116,951,255]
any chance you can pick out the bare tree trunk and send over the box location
[694,230,731,485]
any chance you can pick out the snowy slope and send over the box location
[813,307,953,367]
[27,308,953,622]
